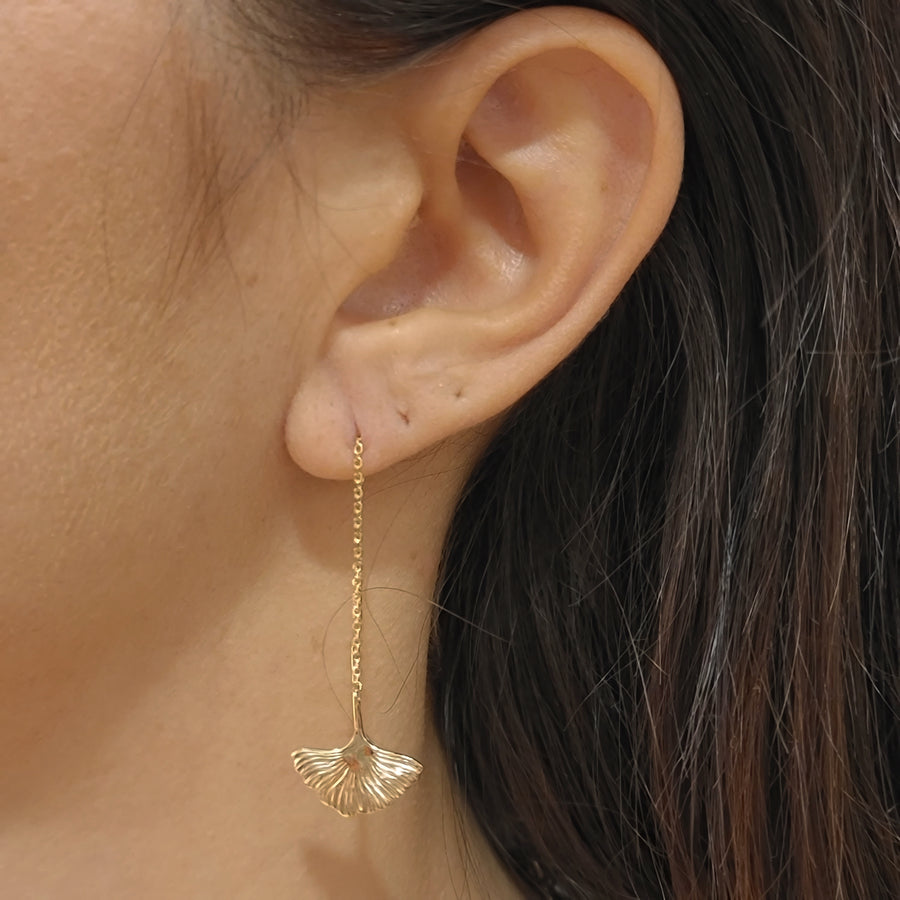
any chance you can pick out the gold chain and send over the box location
[291,433,424,815]
[350,437,364,705]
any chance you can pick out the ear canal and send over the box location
[337,215,448,321]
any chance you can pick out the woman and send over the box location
[1,1,897,897]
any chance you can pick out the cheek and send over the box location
[1,3,186,280]
[0,2,299,784]
[0,4,180,590]
[0,4,204,585]
[0,3,198,412]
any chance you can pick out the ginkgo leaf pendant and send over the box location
[293,437,423,817]
[292,726,423,817]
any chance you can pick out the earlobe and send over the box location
[285,7,684,479]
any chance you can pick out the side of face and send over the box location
[0,0,354,790]
[0,0,683,820]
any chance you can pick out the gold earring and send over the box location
[292,435,423,816]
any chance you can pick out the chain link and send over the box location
[350,437,365,702]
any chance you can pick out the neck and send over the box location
[1,440,519,898]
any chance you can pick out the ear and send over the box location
[284,6,684,478]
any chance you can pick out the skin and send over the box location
[0,2,683,896]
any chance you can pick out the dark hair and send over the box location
[230,2,900,896]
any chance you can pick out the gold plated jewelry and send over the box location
[292,436,423,816]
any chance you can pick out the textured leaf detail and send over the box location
[292,729,423,816]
